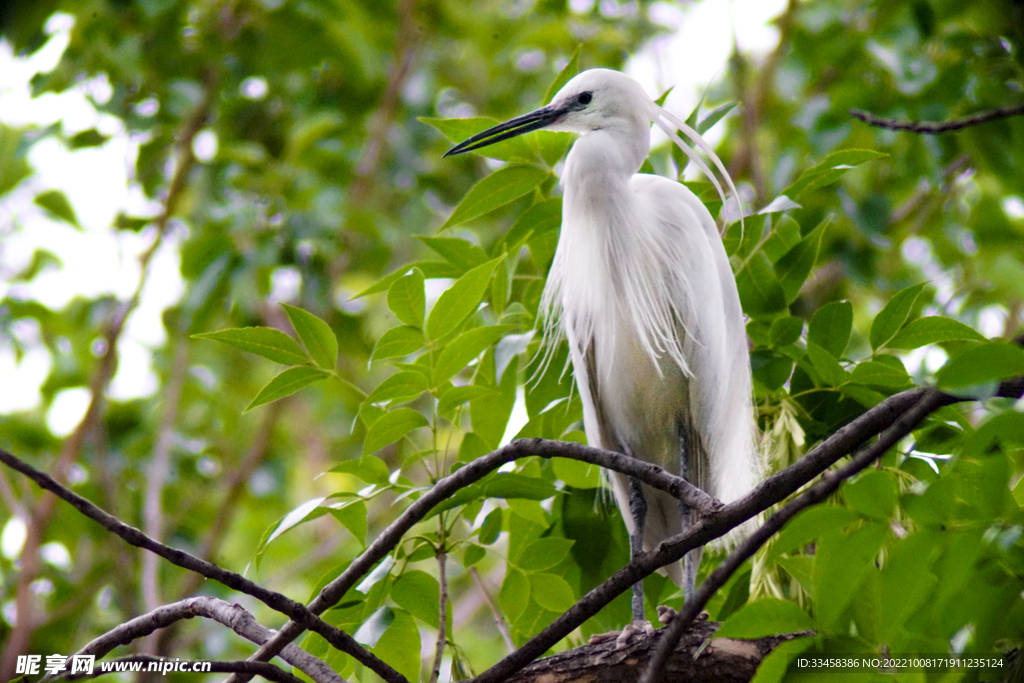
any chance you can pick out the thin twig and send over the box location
[469,567,515,653]
[638,389,948,683]
[429,525,448,683]
[141,336,189,656]
[850,104,1024,134]
[0,447,405,683]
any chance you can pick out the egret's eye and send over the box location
[577,92,592,105]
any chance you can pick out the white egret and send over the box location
[445,69,760,625]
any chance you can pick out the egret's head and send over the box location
[443,68,654,157]
[545,68,655,135]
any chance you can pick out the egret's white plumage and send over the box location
[445,68,760,611]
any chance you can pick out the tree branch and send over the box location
[63,656,304,683]
[639,389,949,683]
[231,439,717,681]
[850,104,1024,134]
[0,446,404,683]
[42,596,340,683]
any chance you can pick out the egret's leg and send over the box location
[678,429,697,601]
[628,476,647,622]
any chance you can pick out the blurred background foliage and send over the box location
[1,0,1024,681]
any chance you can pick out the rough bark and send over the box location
[505,620,808,683]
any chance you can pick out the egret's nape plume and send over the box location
[445,68,760,628]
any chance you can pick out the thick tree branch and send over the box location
[850,104,1024,134]
[0,447,404,683]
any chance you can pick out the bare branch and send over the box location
[850,104,1024,134]
[0,446,405,683]
[469,567,515,653]
[40,596,340,683]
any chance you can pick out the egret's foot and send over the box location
[657,605,677,625]
[614,620,655,647]
[655,605,710,626]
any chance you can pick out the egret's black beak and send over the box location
[443,103,567,157]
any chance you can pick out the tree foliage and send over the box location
[1,0,1024,682]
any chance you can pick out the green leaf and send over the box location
[715,599,812,639]
[496,197,562,255]
[769,505,860,561]
[194,327,309,365]
[808,301,853,358]
[781,149,887,198]
[371,609,420,683]
[869,283,925,350]
[387,269,426,329]
[478,508,503,544]
[544,46,581,104]
[34,189,80,228]
[769,317,803,347]
[433,325,513,385]
[499,567,530,622]
[806,341,847,387]
[419,237,489,273]
[422,116,536,162]
[437,385,498,418]
[761,216,802,263]
[355,261,462,299]
[536,131,573,167]
[463,544,486,567]
[442,165,548,229]
[736,252,787,320]
[813,523,889,630]
[844,470,898,521]
[483,472,557,501]
[458,432,492,463]
[551,458,601,489]
[749,638,814,683]
[259,496,327,557]
[391,570,440,625]
[68,128,110,149]
[364,371,430,407]
[696,101,737,135]
[330,455,391,484]
[371,326,425,362]
[363,408,429,454]
[330,500,368,546]
[849,360,910,388]
[245,366,329,412]
[774,215,829,302]
[514,538,574,572]
[426,259,499,340]
[936,342,1024,389]
[886,316,986,350]
[528,572,575,612]
[281,304,338,370]
[472,354,518,448]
